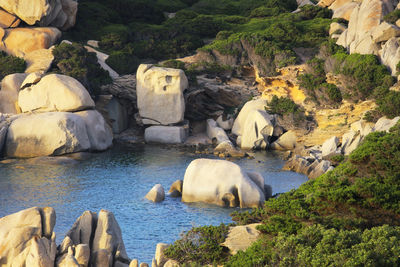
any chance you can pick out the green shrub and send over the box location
[227,225,400,267]
[266,96,301,115]
[384,9,400,24]
[106,49,140,75]
[0,52,26,79]
[325,83,342,103]
[297,5,332,20]
[52,42,112,96]
[164,224,230,265]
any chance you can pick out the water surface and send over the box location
[0,144,307,263]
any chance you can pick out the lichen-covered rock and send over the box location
[136,64,188,125]
[182,159,266,208]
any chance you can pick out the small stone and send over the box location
[145,184,165,203]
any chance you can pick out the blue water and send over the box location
[0,144,307,263]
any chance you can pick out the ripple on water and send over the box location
[0,144,307,263]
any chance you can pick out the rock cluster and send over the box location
[325,0,400,76]
[1,73,113,158]
[284,116,400,178]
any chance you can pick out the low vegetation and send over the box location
[0,52,26,80]
[51,42,112,97]
[166,123,400,265]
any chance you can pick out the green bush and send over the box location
[106,48,140,75]
[325,83,342,103]
[52,42,112,96]
[297,5,332,20]
[228,224,400,267]
[384,9,400,24]
[266,96,301,115]
[0,52,26,79]
[164,224,230,265]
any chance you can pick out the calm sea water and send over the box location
[0,144,307,263]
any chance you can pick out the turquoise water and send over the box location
[0,144,307,263]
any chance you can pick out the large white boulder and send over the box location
[145,125,187,144]
[136,64,188,125]
[380,37,400,76]
[181,159,266,208]
[19,74,95,113]
[241,110,274,150]
[373,116,400,132]
[75,110,113,151]
[232,98,267,136]
[0,207,57,266]
[5,112,91,158]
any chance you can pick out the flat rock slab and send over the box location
[222,223,261,255]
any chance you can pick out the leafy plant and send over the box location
[0,52,26,79]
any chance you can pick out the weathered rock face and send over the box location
[270,130,297,151]
[335,0,399,64]
[182,159,266,208]
[136,64,188,125]
[0,8,20,28]
[321,136,339,157]
[145,125,187,144]
[380,37,400,76]
[169,180,183,197]
[240,109,274,150]
[145,184,165,203]
[19,74,95,113]
[75,110,113,151]
[96,95,129,134]
[0,73,27,114]
[58,209,130,267]
[0,0,77,30]
[0,119,8,153]
[24,47,55,74]
[232,98,267,136]
[0,207,57,267]
[206,119,230,144]
[1,27,61,57]
[5,112,91,158]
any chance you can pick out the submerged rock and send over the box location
[182,159,266,208]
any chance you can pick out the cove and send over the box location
[0,144,307,263]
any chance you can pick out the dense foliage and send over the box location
[0,52,26,80]
[51,42,112,96]
[164,224,230,265]
[166,123,400,265]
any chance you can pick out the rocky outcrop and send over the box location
[24,47,55,74]
[206,118,230,144]
[0,27,61,57]
[96,95,129,134]
[0,8,20,28]
[58,209,131,267]
[181,159,266,208]
[232,98,267,136]
[18,74,95,113]
[136,64,188,125]
[0,0,77,30]
[145,184,166,203]
[0,207,57,266]
[145,125,188,144]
